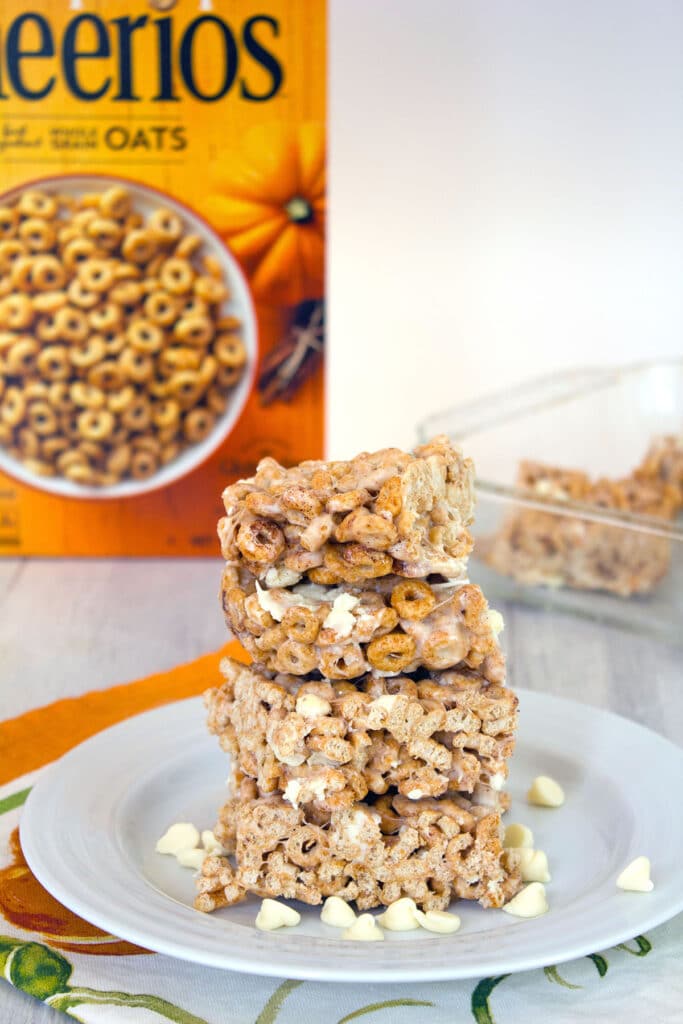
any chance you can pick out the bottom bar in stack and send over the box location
[194,658,522,913]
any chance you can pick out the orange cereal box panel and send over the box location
[0,0,325,554]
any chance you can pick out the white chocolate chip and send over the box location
[296,693,332,718]
[255,899,301,931]
[617,856,654,893]
[369,694,400,712]
[508,848,551,883]
[406,789,423,800]
[176,848,207,870]
[155,823,200,855]
[488,772,506,792]
[321,896,357,928]
[502,882,549,918]
[200,830,225,855]
[527,775,565,807]
[342,913,384,941]
[414,909,461,934]
[283,779,303,808]
[377,898,419,931]
[486,609,505,638]
[264,566,302,588]
[322,593,360,637]
[503,823,534,849]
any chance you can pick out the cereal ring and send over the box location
[206,386,227,414]
[86,217,122,250]
[119,347,154,383]
[18,189,58,219]
[324,544,393,582]
[274,639,318,675]
[73,208,97,230]
[0,206,19,238]
[182,406,214,442]
[144,290,178,326]
[112,261,141,282]
[173,233,201,258]
[21,458,55,478]
[57,449,87,473]
[78,258,114,293]
[0,387,25,428]
[149,207,182,242]
[23,381,49,401]
[18,217,56,251]
[281,606,320,644]
[5,337,39,375]
[70,382,105,409]
[319,645,366,680]
[286,826,327,868]
[35,314,60,342]
[64,463,96,485]
[217,315,241,331]
[159,347,201,374]
[9,255,37,292]
[123,212,144,231]
[203,254,223,279]
[159,258,194,294]
[194,275,227,304]
[197,354,218,386]
[32,290,68,314]
[47,382,73,412]
[121,396,152,432]
[161,441,180,464]
[77,408,114,441]
[122,229,157,264]
[58,415,82,443]
[27,400,58,436]
[151,399,180,429]
[87,360,125,391]
[62,237,97,271]
[67,277,100,310]
[236,519,285,563]
[42,435,70,460]
[0,294,33,330]
[30,255,65,291]
[0,420,12,442]
[174,315,213,347]
[127,319,163,354]
[109,281,144,307]
[107,385,136,413]
[37,345,70,381]
[69,336,106,369]
[375,476,402,517]
[215,333,246,368]
[16,427,40,458]
[101,331,126,356]
[130,448,159,479]
[89,301,123,333]
[0,240,24,273]
[216,364,243,388]
[168,370,203,406]
[77,440,105,464]
[99,186,131,220]
[179,296,208,318]
[132,435,162,457]
[335,509,398,550]
[106,443,131,476]
[54,305,89,343]
[391,580,436,620]
[366,633,416,673]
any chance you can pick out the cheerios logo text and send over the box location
[0,11,283,103]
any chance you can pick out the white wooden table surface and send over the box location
[1,558,681,1023]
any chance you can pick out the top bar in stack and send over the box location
[218,435,474,585]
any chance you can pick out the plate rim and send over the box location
[20,689,683,983]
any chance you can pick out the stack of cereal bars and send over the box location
[195,437,523,914]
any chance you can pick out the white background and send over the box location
[327,0,683,456]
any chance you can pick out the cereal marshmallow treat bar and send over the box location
[197,438,522,915]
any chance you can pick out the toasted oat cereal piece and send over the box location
[203,657,516,810]
[218,437,474,583]
[484,458,677,597]
[194,789,521,913]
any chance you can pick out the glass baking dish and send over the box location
[418,360,683,643]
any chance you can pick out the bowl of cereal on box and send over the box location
[0,174,257,498]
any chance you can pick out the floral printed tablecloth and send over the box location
[1,644,681,1024]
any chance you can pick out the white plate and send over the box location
[0,173,257,500]
[21,690,683,983]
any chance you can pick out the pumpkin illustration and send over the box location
[0,828,148,956]
[205,121,325,307]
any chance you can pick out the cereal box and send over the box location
[0,0,325,554]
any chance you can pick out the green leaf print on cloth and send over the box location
[336,998,435,1024]
[2,937,210,1024]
